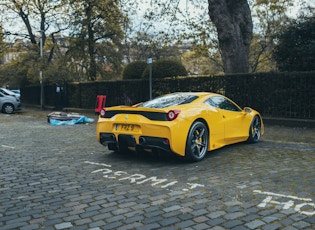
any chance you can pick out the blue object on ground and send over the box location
[49,116,94,125]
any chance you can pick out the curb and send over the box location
[263,117,315,128]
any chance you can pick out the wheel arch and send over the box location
[259,115,264,135]
[194,118,210,133]
[169,117,210,157]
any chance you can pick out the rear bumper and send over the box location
[99,132,172,153]
[96,115,191,156]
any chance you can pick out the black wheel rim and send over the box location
[251,117,261,141]
[190,125,207,159]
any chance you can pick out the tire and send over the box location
[185,121,209,162]
[2,103,15,114]
[247,116,261,143]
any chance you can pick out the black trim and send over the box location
[99,132,172,153]
[138,136,171,152]
[104,110,168,121]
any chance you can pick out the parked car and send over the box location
[11,89,21,95]
[96,92,264,162]
[0,92,21,114]
[0,88,20,99]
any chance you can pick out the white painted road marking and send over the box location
[254,190,312,201]
[1,145,15,149]
[85,161,205,192]
[254,190,315,216]
[84,160,111,168]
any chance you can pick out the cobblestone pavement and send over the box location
[1,109,315,230]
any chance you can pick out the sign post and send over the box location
[39,30,45,110]
[147,58,152,100]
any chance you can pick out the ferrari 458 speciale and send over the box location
[96,92,263,162]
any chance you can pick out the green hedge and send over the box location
[122,61,147,80]
[21,71,315,119]
[142,60,188,79]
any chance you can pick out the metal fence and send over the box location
[21,71,315,119]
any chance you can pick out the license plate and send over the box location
[116,124,137,132]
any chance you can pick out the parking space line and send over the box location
[1,144,15,149]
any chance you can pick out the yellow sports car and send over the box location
[96,92,263,162]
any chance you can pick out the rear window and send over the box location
[140,93,198,108]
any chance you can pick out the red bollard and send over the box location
[95,95,106,114]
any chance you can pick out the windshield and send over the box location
[1,88,11,95]
[0,88,16,96]
[140,93,198,108]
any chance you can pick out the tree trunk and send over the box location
[85,2,96,81]
[208,0,253,73]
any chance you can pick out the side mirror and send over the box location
[243,107,252,113]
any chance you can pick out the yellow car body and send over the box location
[96,92,264,162]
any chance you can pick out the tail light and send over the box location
[100,108,106,118]
[167,110,180,121]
